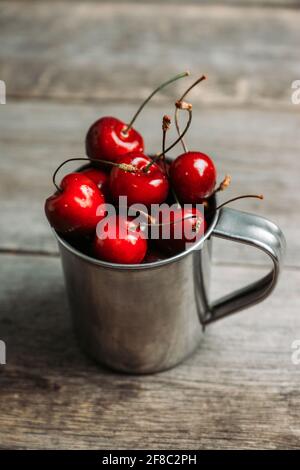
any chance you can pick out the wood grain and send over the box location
[0,254,299,449]
[13,0,300,5]
[0,0,299,451]
[0,2,300,105]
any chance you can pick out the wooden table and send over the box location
[0,1,300,449]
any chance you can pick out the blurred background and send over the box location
[0,0,300,450]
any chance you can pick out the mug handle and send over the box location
[204,207,286,325]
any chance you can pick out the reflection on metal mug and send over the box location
[54,194,285,374]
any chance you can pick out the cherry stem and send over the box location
[172,188,182,209]
[143,108,193,172]
[179,74,206,102]
[122,71,190,135]
[160,115,181,208]
[140,213,198,227]
[175,109,188,153]
[175,74,206,152]
[152,214,198,227]
[162,115,171,174]
[158,108,192,157]
[52,157,136,192]
[215,194,264,211]
[213,174,231,195]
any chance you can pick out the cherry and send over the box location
[86,116,144,163]
[110,153,169,207]
[169,76,217,204]
[45,173,106,236]
[80,166,110,198]
[155,206,207,255]
[170,151,217,204]
[93,215,147,264]
[85,72,189,163]
[107,112,194,207]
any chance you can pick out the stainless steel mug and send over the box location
[54,202,285,374]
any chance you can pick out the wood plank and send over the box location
[0,100,298,266]
[0,2,300,105]
[0,254,299,449]
[8,0,300,5]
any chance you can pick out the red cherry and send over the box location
[86,116,144,163]
[170,151,217,204]
[45,173,106,236]
[110,153,169,207]
[81,167,110,198]
[156,206,207,255]
[93,215,147,264]
[86,72,189,163]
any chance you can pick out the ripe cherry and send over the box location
[85,72,189,163]
[45,173,106,236]
[170,151,217,204]
[110,153,169,207]
[80,166,110,198]
[156,206,207,255]
[86,116,144,163]
[93,215,147,264]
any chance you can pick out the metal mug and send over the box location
[54,200,286,374]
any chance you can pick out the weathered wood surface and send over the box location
[0,0,299,450]
[12,0,300,4]
[0,254,300,449]
[1,2,300,106]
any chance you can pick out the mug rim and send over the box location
[53,202,219,271]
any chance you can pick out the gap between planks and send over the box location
[0,249,297,272]
[0,0,299,9]
[4,94,300,114]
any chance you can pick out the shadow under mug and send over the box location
[54,196,286,374]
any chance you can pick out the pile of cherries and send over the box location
[45,73,260,264]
